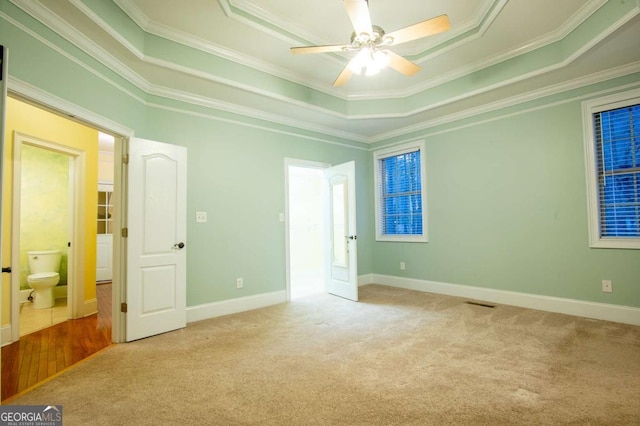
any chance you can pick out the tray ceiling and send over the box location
[8,0,640,143]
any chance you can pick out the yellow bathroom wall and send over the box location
[2,97,98,325]
[19,145,70,289]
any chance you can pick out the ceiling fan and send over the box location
[290,0,451,86]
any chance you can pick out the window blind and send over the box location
[378,150,423,235]
[593,104,640,237]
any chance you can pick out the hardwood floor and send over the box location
[1,283,112,402]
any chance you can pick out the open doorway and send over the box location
[286,161,327,300]
[1,95,120,400]
[13,136,77,336]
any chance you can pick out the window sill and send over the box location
[376,235,428,243]
[589,238,640,250]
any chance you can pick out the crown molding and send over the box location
[146,84,370,143]
[371,61,640,144]
[5,0,638,145]
[119,0,608,100]
[9,0,352,118]
[348,0,608,100]
[64,0,636,121]
[146,101,369,150]
[347,3,640,119]
[65,0,624,111]
[112,0,149,28]
[8,75,368,153]
[223,0,332,46]
[114,0,348,98]
[409,0,507,62]
[10,0,150,90]
[72,0,144,59]
[223,0,499,57]
[0,8,147,104]
[8,77,135,137]
[1,4,368,144]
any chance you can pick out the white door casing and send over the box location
[325,161,358,301]
[0,45,7,352]
[11,132,86,342]
[126,137,187,341]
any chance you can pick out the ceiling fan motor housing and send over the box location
[350,25,388,47]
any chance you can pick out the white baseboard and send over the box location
[83,298,98,317]
[186,290,287,324]
[1,325,12,347]
[364,274,640,326]
[358,274,374,286]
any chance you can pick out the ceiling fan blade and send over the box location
[344,0,373,36]
[290,44,350,55]
[386,50,421,76]
[385,14,451,45]
[333,66,354,86]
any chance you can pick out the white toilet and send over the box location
[27,250,62,309]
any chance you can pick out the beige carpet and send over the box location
[8,284,640,425]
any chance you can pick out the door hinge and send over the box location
[122,154,129,164]
[121,227,128,238]
[120,302,127,313]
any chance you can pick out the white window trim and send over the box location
[373,141,428,243]
[582,88,640,249]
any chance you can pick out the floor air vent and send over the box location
[465,301,496,308]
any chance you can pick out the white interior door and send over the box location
[96,234,112,281]
[325,161,358,301]
[126,137,187,341]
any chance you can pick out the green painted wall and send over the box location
[19,145,69,289]
[0,2,372,308]
[1,0,638,313]
[371,97,640,308]
[0,0,146,133]
[139,106,372,306]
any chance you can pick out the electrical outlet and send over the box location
[236,277,243,289]
[400,262,406,271]
[601,280,612,293]
[195,211,207,223]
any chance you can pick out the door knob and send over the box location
[348,235,357,240]
[173,242,185,249]
[2,267,11,273]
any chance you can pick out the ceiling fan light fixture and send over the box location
[372,49,390,67]
[365,50,389,76]
[347,47,389,76]
[347,48,371,74]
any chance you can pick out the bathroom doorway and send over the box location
[11,133,82,337]
[1,94,122,401]
[4,95,119,345]
[285,160,328,300]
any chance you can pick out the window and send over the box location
[583,90,640,249]
[374,141,427,242]
[97,187,114,235]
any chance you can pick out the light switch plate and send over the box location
[195,211,207,223]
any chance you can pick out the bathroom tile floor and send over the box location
[19,298,68,336]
